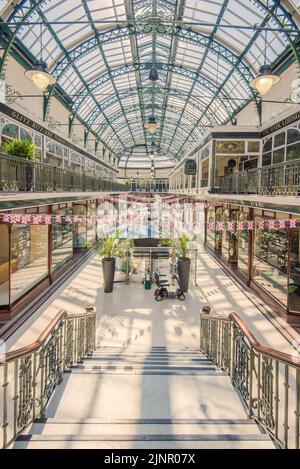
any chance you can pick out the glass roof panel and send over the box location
[3,0,298,166]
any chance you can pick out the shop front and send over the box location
[0,197,100,319]
[204,202,300,322]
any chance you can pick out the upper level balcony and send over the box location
[215,160,300,196]
[0,152,127,193]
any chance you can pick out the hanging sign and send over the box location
[184,159,197,175]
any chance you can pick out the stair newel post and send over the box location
[1,363,8,449]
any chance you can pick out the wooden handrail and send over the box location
[2,308,95,363]
[202,311,300,368]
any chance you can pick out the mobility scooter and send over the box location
[154,272,185,301]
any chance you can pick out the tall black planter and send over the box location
[178,257,191,293]
[102,257,116,293]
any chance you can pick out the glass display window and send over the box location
[222,208,230,261]
[0,225,9,306]
[73,204,87,248]
[253,217,288,307]
[51,208,73,273]
[229,209,238,264]
[238,212,250,278]
[87,202,96,244]
[289,224,300,313]
[11,224,48,303]
[206,207,215,251]
[215,207,223,254]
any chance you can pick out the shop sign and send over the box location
[261,111,300,137]
[184,159,197,175]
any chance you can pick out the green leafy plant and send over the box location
[2,139,37,160]
[159,235,190,259]
[98,228,133,259]
[124,179,131,187]
[177,234,190,259]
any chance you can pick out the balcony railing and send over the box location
[0,152,128,192]
[216,160,300,195]
[200,312,300,449]
[0,305,96,449]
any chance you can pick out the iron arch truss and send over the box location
[0,0,299,166]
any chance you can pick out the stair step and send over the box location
[86,357,212,364]
[29,419,261,436]
[77,364,216,370]
[16,433,271,442]
[70,369,227,376]
[12,439,275,449]
[35,418,258,425]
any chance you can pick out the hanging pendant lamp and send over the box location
[149,65,159,82]
[249,30,280,96]
[25,23,56,92]
[144,116,160,133]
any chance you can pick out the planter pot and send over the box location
[177,257,191,292]
[102,257,116,293]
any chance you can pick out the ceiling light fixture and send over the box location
[149,65,159,82]
[250,30,280,96]
[144,116,160,134]
[25,23,56,92]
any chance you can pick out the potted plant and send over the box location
[2,139,37,191]
[176,235,191,292]
[98,228,132,293]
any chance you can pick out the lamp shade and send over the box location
[250,64,280,96]
[144,116,160,134]
[149,66,159,82]
[25,60,56,92]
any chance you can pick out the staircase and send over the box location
[13,346,274,449]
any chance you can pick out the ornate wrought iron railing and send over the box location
[0,152,127,192]
[0,305,96,449]
[216,160,300,195]
[200,312,300,449]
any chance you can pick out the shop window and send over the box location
[11,224,48,302]
[0,225,9,305]
[229,210,238,264]
[20,128,32,142]
[244,157,258,170]
[2,123,18,139]
[215,207,222,253]
[274,132,286,148]
[73,205,87,248]
[253,220,287,307]
[289,228,300,313]
[51,208,73,273]
[87,203,96,244]
[287,128,300,145]
[35,135,42,148]
[286,142,300,161]
[273,149,285,164]
[206,207,215,251]
[262,152,272,166]
[222,209,230,261]
[248,141,260,153]
[262,138,272,153]
[238,213,249,278]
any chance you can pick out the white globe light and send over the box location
[25,60,56,92]
[250,65,280,96]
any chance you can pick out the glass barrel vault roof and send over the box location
[0,0,299,169]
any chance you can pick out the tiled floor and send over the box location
[6,248,298,354]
